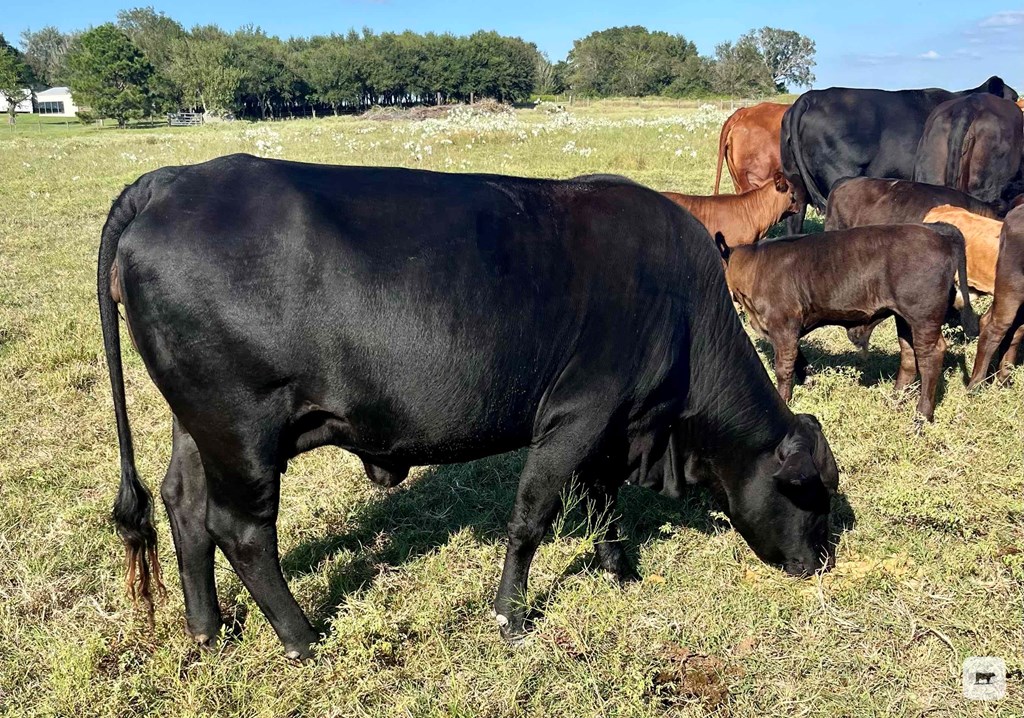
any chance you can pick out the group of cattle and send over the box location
[97,75,1021,660]
[671,75,1024,420]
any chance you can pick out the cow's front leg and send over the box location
[494,431,602,641]
[585,475,638,583]
[203,458,319,659]
[160,417,221,645]
[770,329,801,402]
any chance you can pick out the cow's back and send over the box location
[825,177,1000,230]
[914,94,1024,203]
[784,88,954,210]
[115,155,723,464]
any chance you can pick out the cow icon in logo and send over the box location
[963,657,1006,700]
[974,672,996,685]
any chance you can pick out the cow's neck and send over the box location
[679,298,793,466]
[740,187,786,244]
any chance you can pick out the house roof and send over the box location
[37,87,72,98]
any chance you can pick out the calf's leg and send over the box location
[910,324,946,422]
[160,417,221,644]
[893,317,918,394]
[770,329,801,403]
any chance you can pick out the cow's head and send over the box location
[726,414,839,577]
[981,76,1018,102]
[772,171,806,217]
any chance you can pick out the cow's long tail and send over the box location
[780,99,828,212]
[714,114,733,195]
[931,221,979,338]
[97,179,164,624]
[953,229,979,338]
[944,109,975,194]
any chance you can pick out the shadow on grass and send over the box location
[280,447,855,632]
[755,324,972,399]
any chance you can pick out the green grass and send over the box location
[0,101,1021,717]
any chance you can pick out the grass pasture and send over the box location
[0,102,1021,717]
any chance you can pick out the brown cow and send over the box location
[714,102,790,195]
[663,172,803,248]
[825,177,999,232]
[717,224,975,421]
[922,205,1001,294]
[914,94,1024,204]
[968,206,1024,388]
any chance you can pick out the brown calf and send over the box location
[824,177,999,232]
[922,205,1001,294]
[663,172,803,249]
[719,224,975,421]
[968,206,1024,388]
[714,102,790,195]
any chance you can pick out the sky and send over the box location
[4,1,1022,91]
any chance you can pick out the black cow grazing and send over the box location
[99,154,839,659]
[781,76,1018,233]
[914,94,1024,205]
[718,224,976,421]
[825,177,1000,232]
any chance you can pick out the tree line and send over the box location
[1,8,816,126]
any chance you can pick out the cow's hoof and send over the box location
[283,643,316,662]
[496,613,532,645]
[602,565,641,585]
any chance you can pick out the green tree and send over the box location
[298,35,360,113]
[713,40,776,97]
[117,7,187,110]
[19,26,75,87]
[0,35,34,125]
[231,28,298,118]
[66,24,154,127]
[567,27,700,97]
[167,26,241,114]
[737,27,815,91]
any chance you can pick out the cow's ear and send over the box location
[773,450,819,488]
[714,232,731,262]
[773,172,788,193]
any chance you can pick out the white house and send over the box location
[35,87,78,117]
[0,89,33,114]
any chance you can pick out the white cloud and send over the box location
[918,50,941,60]
[979,10,1024,27]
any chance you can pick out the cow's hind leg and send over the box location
[910,322,946,422]
[201,445,318,659]
[893,317,918,394]
[160,417,221,645]
[969,298,1024,389]
[494,426,611,641]
[996,324,1024,384]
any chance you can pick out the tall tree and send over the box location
[19,26,74,87]
[66,24,154,127]
[298,35,360,113]
[567,27,700,97]
[167,26,241,114]
[737,27,816,91]
[0,35,34,124]
[713,40,776,97]
[117,7,187,109]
